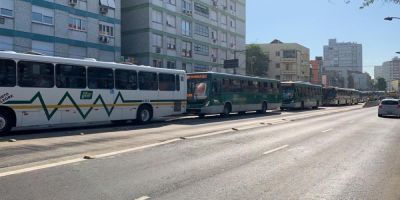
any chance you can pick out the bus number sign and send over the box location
[188,74,208,79]
[80,91,93,100]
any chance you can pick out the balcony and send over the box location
[280,57,297,63]
[281,70,297,75]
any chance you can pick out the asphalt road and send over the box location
[0,106,399,200]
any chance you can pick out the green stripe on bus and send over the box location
[4,92,183,120]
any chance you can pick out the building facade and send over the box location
[323,39,362,88]
[121,0,246,74]
[0,0,120,61]
[391,80,400,93]
[374,57,400,90]
[256,40,310,82]
[310,56,323,84]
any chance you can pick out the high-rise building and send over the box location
[254,39,310,82]
[323,39,362,88]
[121,0,246,74]
[310,56,323,84]
[0,0,121,61]
[374,57,400,90]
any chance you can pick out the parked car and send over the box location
[378,99,400,118]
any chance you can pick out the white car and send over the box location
[378,99,400,118]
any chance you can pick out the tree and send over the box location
[375,77,387,91]
[245,45,269,77]
[361,0,400,8]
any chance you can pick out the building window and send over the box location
[181,41,192,57]
[194,43,209,56]
[194,2,209,17]
[285,64,290,70]
[69,17,87,31]
[182,63,187,71]
[152,33,162,49]
[166,14,176,27]
[182,0,192,15]
[167,37,176,50]
[275,51,280,57]
[275,63,280,68]
[283,50,297,58]
[32,40,54,56]
[221,15,227,25]
[32,6,54,25]
[210,10,217,21]
[220,32,227,42]
[181,20,191,36]
[167,0,176,5]
[0,35,13,51]
[194,23,209,37]
[99,23,114,37]
[0,0,13,17]
[167,61,176,69]
[99,0,116,9]
[230,19,235,28]
[152,10,162,24]
[152,59,163,68]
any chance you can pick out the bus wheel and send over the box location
[312,101,319,109]
[220,103,231,117]
[257,102,267,114]
[238,111,246,115]
[0,111,12,135]
[137,105,153,124]
[198,114,205,118]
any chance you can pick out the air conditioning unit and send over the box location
[213,57,217,62]
[223,6,227,10]
[100,6,108,14]
[212,1,218,6]
[99,36,109,43]
[69,0,78,6]
[213,39,217,43]
[155,47,161,53]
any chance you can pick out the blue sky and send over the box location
[246,0,400,76]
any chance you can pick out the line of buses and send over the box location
[0,52,382,134]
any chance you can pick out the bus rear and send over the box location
[281,83,298,108]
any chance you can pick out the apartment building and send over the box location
[374,57,400,90]
[121,0,246,74]
[255,40,310,82]
[0,0,121,61]
[310,56,323,84]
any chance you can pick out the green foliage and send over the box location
[246,45,269,77]
[375,77,387,91]
[358,0,400,8]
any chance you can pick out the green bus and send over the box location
[281,82,323,110]
[322,87,360,106]
[186,72,282,117]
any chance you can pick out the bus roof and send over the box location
[281,81,322,88]
[187,72,280,82]
[0,51,186,74]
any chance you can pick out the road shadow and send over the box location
[0,111,283,141]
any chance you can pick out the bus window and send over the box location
[139,71,158,91]
[159,73,175,91]
[18,61,54,88]
[56,64,86,89]
[88,67,114,89]
[115,69,137,90]
[175,75,180,91]
[0,59,16,87]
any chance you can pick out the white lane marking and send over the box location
[0,138,182,178]
[0,158,84,178]
[134,196,151,200]
[263,145,289,155]
[185,129,233,139]
[322,128,333,133]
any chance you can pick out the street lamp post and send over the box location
[384,16,400,21]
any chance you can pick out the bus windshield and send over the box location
[283,88,295,100]
[324,89,336,100]
[187,78,208,100]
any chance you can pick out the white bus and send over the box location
[0,51,187,134]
